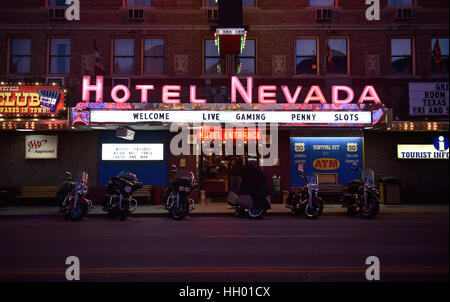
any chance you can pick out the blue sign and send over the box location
[290,137,363,187]
[434,135,449,151]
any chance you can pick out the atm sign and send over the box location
[313,158,340,170]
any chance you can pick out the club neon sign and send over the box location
[81,76,382,105]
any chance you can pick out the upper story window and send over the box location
[48,0,70,6]
[236,39,255,75]
[204,39,224,75]
[387,0,413,6]
[114,39,135,75]
[143,39,165,75]
[49,38,71,74]
[126,0,152,7]
[391,38,412,75]
[10,38,31,74]
[326,38,348,75]
[309,0,335,7]
[205,0,256,7]
[431,38,449,75]
[296,38,318,75]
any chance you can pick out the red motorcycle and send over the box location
[61,172,93,221]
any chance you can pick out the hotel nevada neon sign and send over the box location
[73,76,386,126]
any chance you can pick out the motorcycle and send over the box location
[102,171,143,221]
[61,171,94,221]
[227,161,271,219]
[162,165,197,220]
[286,172,323,219]
[340,163,380,218]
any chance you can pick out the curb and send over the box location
[0,211,447,219]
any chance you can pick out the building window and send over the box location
[236,39,255,75]
[296,38,318,75]
[205,0,256,7]
[114,39,135,75]
[48,0,70,6]
[49,38,70,74]
[309,0,335,7]
[204,39,224,75]
[10,38,31,74]
[431,38,449,75]
[391,38,412,75]
[387,0,413,6]
[144,39,165,75]
[326,38,347,75]
[126,0,152,7]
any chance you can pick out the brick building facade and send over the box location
[0,0,448,203]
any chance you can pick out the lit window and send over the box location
[10,38,31,74]
[296,39,318,75]
[387,0,413,6]
[236,39,255,75]
[114,39,135,75]
[126,0,152,7]
[431,38,449,75]
[391,38,412,75]
[204,39,224,75]
[309,0,334,7]
[50,38,71,74]
[144,39,165,75]
[326,38,347,75]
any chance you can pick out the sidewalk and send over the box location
[0,202,448,218]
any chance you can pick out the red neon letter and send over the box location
[231,76,253,104]
[258,85,277,104]
[358,85,382,104]
[136,85,154,103]
[281,86,302,104]
[304,85,327,104]
[332,85,355,105]
[111,85,130,103]
[82,76,103,102]
[162,85,181,104]
[190,85,206,104]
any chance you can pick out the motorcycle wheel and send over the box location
[305,198,323,219]
[67,203,88,221]
[360,199,379,219]
[171,200,189,220]
[120,201,130,221]
[248,208,266,219]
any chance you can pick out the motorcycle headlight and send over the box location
[124,186,132,193]
[179,186,185,191]
[185,187,191,192]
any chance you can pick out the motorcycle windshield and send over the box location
[364,169,375,185]
[174,170,193,181]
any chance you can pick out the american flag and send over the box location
[432,39,446,75]
[326,40,334,73]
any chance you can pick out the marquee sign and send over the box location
[409,82,449,116]
[89,110,372,125]
[0,85,64,115]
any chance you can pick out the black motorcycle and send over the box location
[286,172,323,219]
[102,171,143,221]
[340,164,380,218]
[162,165,197,220]
[227,161,271,219]
[60,171,93,221]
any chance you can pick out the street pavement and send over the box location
[0,213,448,282]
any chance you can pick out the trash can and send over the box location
[0,191,7,207]
[379,177,401,204]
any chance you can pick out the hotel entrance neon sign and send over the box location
[81,76,383,105]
